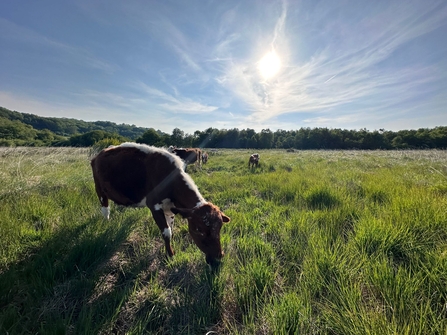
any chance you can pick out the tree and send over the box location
[259,129,274,149]
[431,126,447,148]
[171,128,185,147]
[221,128,240,148]
[136,128,162,146]
[0,118,37,141]
[68,130,126,146]
[36,129,55,144]
[391,135,406,149]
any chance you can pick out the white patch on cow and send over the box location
[162,198,174,212]
[154,198,174,213]
[101,206,110,220]
[136,197,147,207]
[196,200,207,208]
[119,142,183,167]
[165,213,175,228]
[154,198,176,227]
[162,227,172,239]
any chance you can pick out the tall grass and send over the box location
[1,147,446,334]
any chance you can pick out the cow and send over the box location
[202,151,209,164]
[90,143,230,268]
[248,153,260,168]
[172,148,202,169]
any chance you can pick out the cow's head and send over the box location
[171,203,230,269]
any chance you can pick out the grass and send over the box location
[1,147,447,334]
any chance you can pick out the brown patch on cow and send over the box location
[172,147,202,167]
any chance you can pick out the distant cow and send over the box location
[172,148,202,168]
[202,151,209,164]
[248,153,260,168]
[91,143,230,268]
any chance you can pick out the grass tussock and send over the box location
[1,147,447,334]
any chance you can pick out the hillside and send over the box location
[0,106,150,140]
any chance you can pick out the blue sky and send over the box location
[1,0,446,134]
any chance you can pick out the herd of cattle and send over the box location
[167,145,259,170]
[90,143,260,269]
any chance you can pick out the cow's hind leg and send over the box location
[95,186,110,219]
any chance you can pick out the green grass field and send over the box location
[1,147,447,334]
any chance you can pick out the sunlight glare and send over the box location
[258,51,281,79]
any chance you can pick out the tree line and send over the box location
[135,126,447,150]
[1,106,446,149]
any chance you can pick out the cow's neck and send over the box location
[172,171,206,209]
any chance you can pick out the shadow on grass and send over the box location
[0,214,223,334]
[306,188,340,210]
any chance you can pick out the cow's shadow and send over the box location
[0,212,223,334]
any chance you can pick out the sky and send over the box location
[1,0,447,134]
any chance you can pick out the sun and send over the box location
[258,51,281,79]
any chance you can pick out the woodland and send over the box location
[1,106,446,149]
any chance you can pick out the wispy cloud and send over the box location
[1,0,446,133]
[214,0,447,126]
[135,82,218,115]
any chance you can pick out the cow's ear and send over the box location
[171,207,193,219]
[221,213,231,223]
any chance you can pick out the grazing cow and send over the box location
[172,148,202,168]
[91,143,230,268]
[202,151,209,164]
[248,153,260,168]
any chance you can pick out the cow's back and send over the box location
[91,145,178,206]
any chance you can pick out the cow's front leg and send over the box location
[165,212,175,229]
[151,208,174,257]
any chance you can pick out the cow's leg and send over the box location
[101,198,110,219]
[165,212,175,229]
[92,169,111,219]
[150,208,175,257]
[95,187,110,219]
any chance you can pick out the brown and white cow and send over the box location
[202,151,209,164]
[248,153,260,168]
[172,148,202,169]
[91,143,230,268]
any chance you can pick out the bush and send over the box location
[90,138,122,156]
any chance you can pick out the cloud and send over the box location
[79,2,205,74]
[134,82,219,115]
[2,0,446,134]
[214,0,447,125]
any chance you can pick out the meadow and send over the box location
[0,147,446,335]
